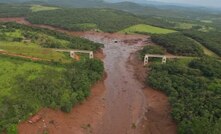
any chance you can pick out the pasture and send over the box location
[31,5,59,12]
[0,41,71,62]
[120,24,176,34]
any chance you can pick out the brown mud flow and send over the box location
[0,17,177,134]
[82,33,149,134]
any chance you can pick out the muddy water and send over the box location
[0,17,177,134]
[82,33,149,134]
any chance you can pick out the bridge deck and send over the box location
[145,54,185,59]
[53,49,93,53]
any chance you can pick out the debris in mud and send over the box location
[28,114,42,124]
[114,40,118,43]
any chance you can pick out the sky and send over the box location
[155,0,221,8]
[107,0,221,8]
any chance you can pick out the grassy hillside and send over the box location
[120,24,176,34]
[0,41,69,62]
[0,55,104,133]
[0,22,102,59]
[0,22,104,134]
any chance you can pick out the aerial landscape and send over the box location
[0,0,220,134]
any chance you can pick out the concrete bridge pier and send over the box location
[70,51,76,59]
[89,52,94,59]
[144,54,167,66]
[162,56,167,64]
[144,55,149,65]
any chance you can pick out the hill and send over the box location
[0,0,220,19]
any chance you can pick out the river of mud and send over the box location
[82,33,148,134]
[0,17,176,134]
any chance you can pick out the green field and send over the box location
[0,41,70,62]
[0,56,62,102]
[31,5,59,12]
[174,22,195,29]
[200,20,213,23]
[120,24,176,34]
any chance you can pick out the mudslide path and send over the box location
[0,17,177,134]
[82,33,148,134]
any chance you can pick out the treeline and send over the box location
[27,8,143,32]
[139,45,165,59]
[0,22,103,51]
[183,30,221,57]
[0,55,104,133]
[0,4,30,17]
[151,33,204,56]
[148,58,221,134]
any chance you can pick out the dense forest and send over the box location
[0,0,219,19]
[27,8,144,32]
[151,33,204,56]
[184,30,221,57]
[139,45,165,59]
[0,4,30,17]
[148,58,221,134]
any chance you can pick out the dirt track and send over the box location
[0,17,177,134]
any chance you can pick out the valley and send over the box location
[0,1,221,134]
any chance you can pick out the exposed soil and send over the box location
[18,79,106,134]
[0,17,177,134]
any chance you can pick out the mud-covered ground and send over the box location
[0,17,177,134]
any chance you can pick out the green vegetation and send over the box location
[0,4,30,17]
[184,30,221,57]
[31,5,59,12]
[189,38,219,58]
[174,22,195,30]
[0,55,104,133]
[0,22,102,62]
[147,58,221,134]
[200,20,213,23]
[151,33,204,56]
[0,21,104,133]
[139,45,165,59]
[120,24,176,34]
[27,8,144,32]
[0,41,70,62]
